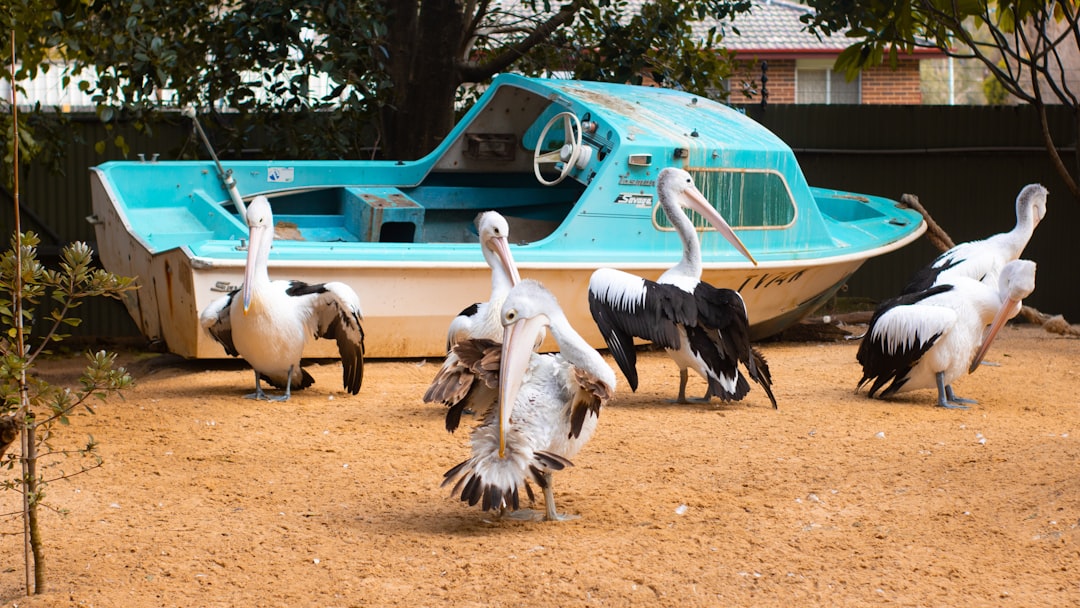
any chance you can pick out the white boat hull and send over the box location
[102,249,913,359]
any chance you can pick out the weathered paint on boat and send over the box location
[89,74,925,358]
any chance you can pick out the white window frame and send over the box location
[795,58,861,104]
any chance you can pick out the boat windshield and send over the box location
[654,168,797,231]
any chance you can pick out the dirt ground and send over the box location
[2,322,1079,607]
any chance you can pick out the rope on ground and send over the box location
[900,193,1079,338]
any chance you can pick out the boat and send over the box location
[88,73,926,359]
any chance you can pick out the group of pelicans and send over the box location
[198,168,1047,521]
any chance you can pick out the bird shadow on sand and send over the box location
[123,354,360,402]
[605,389,771,412]
[327,495,569,537]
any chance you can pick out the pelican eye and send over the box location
[504,309,518,323]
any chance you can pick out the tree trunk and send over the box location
[380,1,466,160]
[24,419,45,594]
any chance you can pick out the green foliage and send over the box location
[3,1,752,162]
[1,230,136,422]
[1,232,136,594]
[0,234,136,356]
[537,0,748,97]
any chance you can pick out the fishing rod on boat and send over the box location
[181,106,248,218]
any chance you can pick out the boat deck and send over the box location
[132,171,585,251]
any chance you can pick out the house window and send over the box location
[796,59,861,104]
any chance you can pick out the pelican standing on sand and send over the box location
[902,183,1047,294]
[587,167,776,407]
[423,211,521,416]
[856,259,1036,408]
[442,279,616,521]
[200,196,365,400]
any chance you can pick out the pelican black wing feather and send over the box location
[900,256,962,295]
[689,283,769,403]
[442,448,571,514]
[748,347,778,409]
[568,367,613,438]
[440,338,500,433]
[588,276,694,391]
[685,323,749,401]
[857,284,954,397]
[202,291,241,357]
[287,281,366,395]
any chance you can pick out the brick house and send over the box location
[699,0,945,105]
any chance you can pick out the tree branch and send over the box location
[457,0,589,82]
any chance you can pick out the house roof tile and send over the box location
[623,0,942,56]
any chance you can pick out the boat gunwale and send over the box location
[184,220,925,271]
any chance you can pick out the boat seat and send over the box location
[343,187,425,243]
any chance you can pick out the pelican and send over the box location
[442,279,616,521]
[423,211,521,414]
[857,259,1036,408]
[199,196,365,400]
[902,183,1047,294]
[587,167,777,407]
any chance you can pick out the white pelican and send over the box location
[442,279,616,521]
[587,167,776,407]
[423,211,521,415]
[856,259,1036,408]
[902,183,1047,294]
[200,196,365,400]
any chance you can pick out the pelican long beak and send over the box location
[969,297,1023,374]
[242,223,267,314]
[498,314,548,458]
[491,235,521,286]
[683,185,757,266]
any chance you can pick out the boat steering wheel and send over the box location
[533,112,583,186]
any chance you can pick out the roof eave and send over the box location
[730,46,949,60]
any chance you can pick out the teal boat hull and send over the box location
[89,74,925,358]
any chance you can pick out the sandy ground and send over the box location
[2,323,1079,607]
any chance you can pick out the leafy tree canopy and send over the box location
[2,0,752,164]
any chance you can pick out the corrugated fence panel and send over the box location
[747,104,1076,323]
[2,105,1076,347]
[2,115,190,342]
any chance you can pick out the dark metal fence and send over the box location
[746,104,1076,324]
[3,105,1076,346]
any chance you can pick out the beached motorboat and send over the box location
[89,74,925,359]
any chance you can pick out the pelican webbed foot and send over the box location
[498,508,546,522]
[934,373,971,409]
[945,385,977,405]
[244,369,294,401]
[244,370,270,400]
[541,472,579,522]
[503,507,578,522]
[668,369,696,404]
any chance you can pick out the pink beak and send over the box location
[682,185,757,266]
[497,313,548,458]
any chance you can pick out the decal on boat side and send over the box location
[737,269,806,291]
[614,193,653,208]
[267,167,295,183]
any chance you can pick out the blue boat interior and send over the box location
[249,173,585,245]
